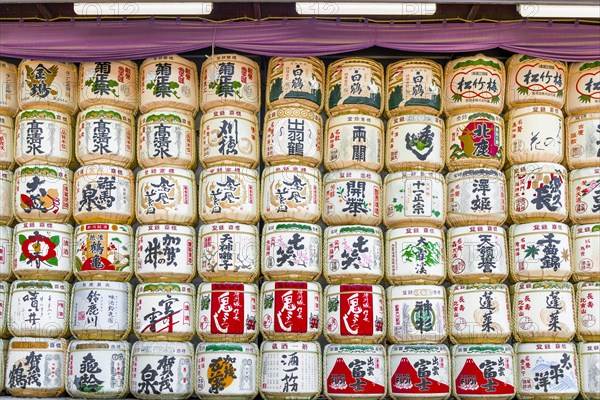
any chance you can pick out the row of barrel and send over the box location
[1,279,599,344]
[1,54,599,119]
[0,338,597,400]
[1,84,599,173]
[0,162,598,228]
[0,220,597,285]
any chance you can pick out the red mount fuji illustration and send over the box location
[327,357,385,395]
[455,358,514,395]
[390,357,450,394]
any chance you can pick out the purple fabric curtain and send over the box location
[1,19,598,62]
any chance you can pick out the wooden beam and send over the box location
[34,3,53,19]
[467,4,480,20]
[253,2,261,20]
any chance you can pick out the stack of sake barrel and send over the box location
[130,54,200,400]
[257,56,326,400]
[382,58,452,400]
[195,53,263,399]
[505,55,587,400]
[68,59,138,399]
[0,59,78,397]
[442,54,517,400]
[565,59,600,400]
[0,61,17,390]
[319,57,389,399]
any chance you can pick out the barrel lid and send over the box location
[141,54,197,71]
[69,340,130,352]
[515,341,575,353]
[452,343,513,355]
[325,168,382,183]
[79,104,135,120]
[132,340,194,354]
[196,342,258,353]
[17,108,72,122]
[12,280,70,290]
[73,280,131,291]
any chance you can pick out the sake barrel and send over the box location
[136,167,197,225]
[388,344,451,400]
[200,106,258,169]
[198,223,259,283]
[324,113,384,172]
[263,107,323,167]
[197,282,258,342]
[323,169,382,226]
[386,114,445,172]
[446,111,504,171]
[444,54,505,115]
[505,105,564,165]
[79,60,139,112]
[71,281,132,340]
[577,282,600,342]
[387,285,447,344]
[324,225,383,284]
[136,224,196,283]
[566,61,600,115]
[447,225,508,284]
[200,53,260,113]
[0,282,7,337]
[448,283,511,344]
[260,341,321,400]
[195,342,259,399]
[507,162,568,223]
[578,342,600,400]
[134,283,195,342]
[137,108,196,169]
[0,170,12,225]
[15,108,72,167]
[506,54,567,109]
[0,226,12,281]
[386,58,443,118]
[76,105,135,168]
[200,106,260,168]
[447,168,507,227]
[565,112,600,170]
[326,57,384,117]
[0,115,14,169]
[8,280,70,338]
[385,226,445,285]
[74,223,134,282]
[452,344,516,400]
[199,166,260,224]
[570,167,600,224]
[130,341,194,400]
[260,281,322,342]
[262,222,321,282]
[74,165,134,225]
[324,284,385,344]
[66,340,130,398]
[12,222,73,281]
[266,56,325,112]
[5,337,67,397]
[18,59,78,114]
[261,165,321,223]
[572,223,600,282]
[323,344,386,400]
[0,60,18,116]
[383,170,446,228]
[512,281,575,342]
[140,54,198,114]
[515,342,578,400]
